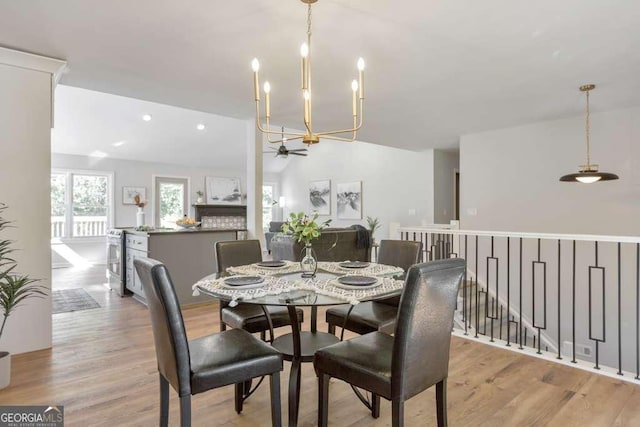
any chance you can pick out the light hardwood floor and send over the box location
[1,266,640,426]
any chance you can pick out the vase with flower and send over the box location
[281,212,331,278]
[134,195,148,227]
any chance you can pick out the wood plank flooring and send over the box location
[1,266,640,426]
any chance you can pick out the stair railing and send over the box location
[398,226,640,381]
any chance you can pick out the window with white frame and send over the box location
[51,170,113,238]
[155,176,189,228]
[262,183,276,232]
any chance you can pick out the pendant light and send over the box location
[560,84,619,183]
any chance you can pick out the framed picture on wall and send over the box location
[309,179,331,215]
[336,181,362,219]
[122,186,146,205]
[205,176,242,204]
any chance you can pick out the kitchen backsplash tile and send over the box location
[201,215,246,229]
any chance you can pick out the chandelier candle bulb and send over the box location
[358,57,365,99]
[301,43,309,90]
[252,58,260,101]
[352,80,358,116]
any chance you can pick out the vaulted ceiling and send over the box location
[2,0,639,157]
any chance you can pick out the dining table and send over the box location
[193,260,405,427]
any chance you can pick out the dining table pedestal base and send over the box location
[271,306,341,427]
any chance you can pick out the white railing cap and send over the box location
[397,227,640,244]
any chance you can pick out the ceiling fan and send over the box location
[263,127,308,158]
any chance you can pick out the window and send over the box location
[262,184,275,232]
[51,170,113,238]
[155,176,189,228]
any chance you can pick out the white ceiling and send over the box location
[52,85,250,170]
[2,0,640,156]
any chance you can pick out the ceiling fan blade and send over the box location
[288,148,308,152]
[289,152,308,156]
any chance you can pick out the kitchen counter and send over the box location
[124,228,243,306]
[126,227,246,235]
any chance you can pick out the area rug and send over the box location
[52,288,100,314]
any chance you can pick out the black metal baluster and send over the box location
[636,243,639,380]
[475,235,479,338]
[572,240,577,364]
[507,237,511,347]
[589,241,605,370]
[519,238,523,350]
[617,242,622,376]
[557,239,562,360]
[532,239,547,355]
[464,234,469,335]
[486,236,498,342]
[499,306,504,340]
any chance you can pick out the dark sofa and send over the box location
[270,227,371,262]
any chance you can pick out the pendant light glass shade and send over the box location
[560,84,619,183]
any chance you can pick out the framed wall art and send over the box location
[336,181,362,219]
[309,179,331,215]
[205,176,242,204]
[122,186,146,205]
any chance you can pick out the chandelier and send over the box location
[251,0,365,145]
[559,84,619,183]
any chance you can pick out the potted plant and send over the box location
[0,203,47,389]
[281,212,331,277]
[366,216,381,244]
[196,190,205,204]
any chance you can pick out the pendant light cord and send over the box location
[585,89,591,168]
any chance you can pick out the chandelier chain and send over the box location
[307,2,312,38]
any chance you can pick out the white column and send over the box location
[0,47,66,354]
[245,120,264,245]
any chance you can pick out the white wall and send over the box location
[51,153,246,266]
[0,49,64,354]
[278,139,434,240]
[433,149,459,224]
[460,107,640,235]
[52,153,246,228]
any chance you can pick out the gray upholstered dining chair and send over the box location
[314,258,465,427]
[215,240,303,339]
[325,239,422,336]
[134,257,283,427]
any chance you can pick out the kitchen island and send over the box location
[125,228,245,306]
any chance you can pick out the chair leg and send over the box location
[270,372,282,427]
[328,324,335,335]
[318,373,330,427]
[219,302,227,332]
[159,374,169,427]
[371,393,381,418]
[235,382,244,414]
[436,379,448,427]
[391,399,404,427]
[179,395,191,427]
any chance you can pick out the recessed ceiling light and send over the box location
[196,124,206,131]
[89,150,108,158]
[112,140,126,147]
[142,114,152,121]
